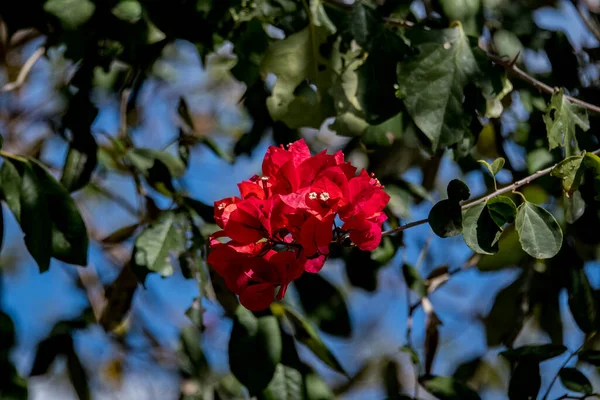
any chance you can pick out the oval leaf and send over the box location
[282,306,347,377]
[559,368,592,394]
[462,203,502,255]
[229,308,282,394]
[578,350,600,366]
[447,179,470,202]
[500,344,567,362]
[515,202,563,259]
[420,375,481,400]
[294,273,351,337]
[428,199,462,238]
[487,196,517,226]
[567,265,596,334]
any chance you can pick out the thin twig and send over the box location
[542,332,597,400]
[1,47,45,92]
[119,88,131,138]
[382,148,600,237]
[572,0,600,43]
[486,54,600,115]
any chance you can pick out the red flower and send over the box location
[207,139,390,310]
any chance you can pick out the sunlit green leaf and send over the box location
[134,211,186,277]
[397,25,479,150]
[462,203,502,255]
[420,375,481,400]
[515,201,563,259]
[544,88,589,156]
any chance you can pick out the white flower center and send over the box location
[308,192,318,200]
[260,176,269,181]
[218,203,226,210]
[319,192,330,201]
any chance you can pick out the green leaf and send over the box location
[492,30,523,63]
[461,203,502,255]
[508,360,541,400]
[44,0,95,30]
[487,196,517,226]
[500,344,567,362]
[229,307,282,394]
[260,26,335,128]
[428,199,462,238]
[402,263,426,297]
[1,159,52,271]
[127,148,186,179]
[134,212,186,277]
[559,368,592,394]
[260,363,303,400]
[478,157,505,177]
[578,350,600,366]
[397,25,479,150]
[419,375,481,400]
[551,155,585,195]
[29,160,89,266]
[400,345,420,366]
[362,113,403,147]
[544,88,590,156]
[60,133,98,192]
[66,348,90,400]
[282,306,347,377]
[567,265,596,334]
[111,0,142,23]
[447,179,470,202]
[485,271,527,346]
[515,201,563,259]
[304,372,335,400]
[294,273,351,337]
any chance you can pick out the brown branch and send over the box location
[572,0,600,43]
[486,53,600,115]
[542,332,597,400]
[1,47,45,92]
[382,148,600,237]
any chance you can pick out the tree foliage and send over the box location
[2,0,600,399]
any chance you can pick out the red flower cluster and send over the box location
[208,139,390,310]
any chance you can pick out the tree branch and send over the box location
[571,0,600,43]
[382,148,600,237]
[542,332,597,400]
[486,53,600,115]
[1,47,45,92]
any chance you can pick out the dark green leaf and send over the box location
[500,344,567,362]
[419,375,481,400]
[515,201,563,259]
[229,307,282,394]
[60,133,98,192]
[29,160,89,266]
[134,211,186,277]
[461,203,502,255]
[294,273,351,337]
[180,325,209,378]
[544,88,589,156]
[30,334,72,376]
[487,196,517,226]
[397,25,479,150]
[282,306,347,377]
[567,265,596,334]
[3,159,53,271]
[578,350,600,366]
[101,223,140,245]
[551,155,585,195]
[447,179,470,202]
[428,199,462,238]
[99,263,138,332]
[508,360,541,400]
[402,263,426,297]
[66,348,90,400]
[260,363,303,400]
[383,360,401,398]
[127,148,186,179]
[485,272,527,346]
[559,368,592,394]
